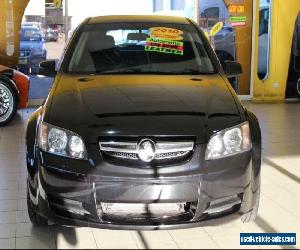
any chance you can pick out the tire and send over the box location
[0,79,18,126]
[241,186,260,223]
[27,184,49,227]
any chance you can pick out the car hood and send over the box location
[46,74,242,144]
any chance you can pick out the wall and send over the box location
[253,0,300,102]
[0,0,29,66]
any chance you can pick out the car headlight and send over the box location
[37,122,87,159]
[205,122,251,160]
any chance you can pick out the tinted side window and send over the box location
[153,0,163,12]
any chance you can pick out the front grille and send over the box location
[99,138,194,163]
[155,151,190,160]
[98,202,195,224]
[106,151,139,160]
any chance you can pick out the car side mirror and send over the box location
[39,60,56,77]
[223,61,243,77]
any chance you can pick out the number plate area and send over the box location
[100,202,186,217]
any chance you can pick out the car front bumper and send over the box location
[28,149,258,230]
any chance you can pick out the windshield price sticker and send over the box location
[145,37,184,55]
[150,27,183,41]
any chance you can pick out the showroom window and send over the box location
[171,0,185,10]
[197,0,254,95]
[293,14,300,71]
[285,13,300,99]
[201,7,220,19]
[257,0,271,80]
[153,0,163,12]
[201,7,220,27]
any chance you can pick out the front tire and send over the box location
[27,184,49,227]
[0,80,18,126]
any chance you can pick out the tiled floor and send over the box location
[0,103,299,249]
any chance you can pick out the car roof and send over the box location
[87,15,191,25]
[21,25,39,30]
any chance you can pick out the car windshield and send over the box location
[21,28,41,42]
[67,22,216,75]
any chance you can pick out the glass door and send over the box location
[197,0,253,96]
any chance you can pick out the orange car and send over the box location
[0,65,30,126]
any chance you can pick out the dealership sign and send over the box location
[229,4,245,14]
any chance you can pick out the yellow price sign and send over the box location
[209,22,224,37]
[150,27,183,41]
[53,0,62,8]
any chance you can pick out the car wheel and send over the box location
[27,184,49,227]
[0,80,18,126]
[241,186,260,223]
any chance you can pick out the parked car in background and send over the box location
[26,15,261,230]
[18,26,47,75]
[22,22,43,31]
[45,27,59,42]
[0,65,29,126]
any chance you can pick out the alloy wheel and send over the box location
[0,83,14,122]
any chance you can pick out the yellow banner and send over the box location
[209,22,223,37]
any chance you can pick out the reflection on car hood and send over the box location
[46,74,241,143]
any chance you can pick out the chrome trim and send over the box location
[100,142,137,153]
[99,139,194,161]
[156,142,194,153]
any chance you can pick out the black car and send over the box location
[45,27,59,42]
[26,15,261,230]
